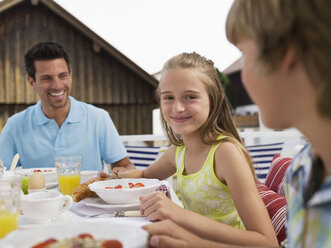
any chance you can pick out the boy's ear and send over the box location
[280,47,298,75]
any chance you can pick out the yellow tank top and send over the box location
[176,135,245,229]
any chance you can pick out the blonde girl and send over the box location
[101,52,277,246]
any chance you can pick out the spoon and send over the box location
[10,153,20,172]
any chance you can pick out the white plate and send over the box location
[0,220,148,248]
[46,181,58,189]
[83,197,140,209]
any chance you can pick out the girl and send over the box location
[101,52,277,246]
[144,0,331,247]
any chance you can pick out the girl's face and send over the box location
[159,69,210,138]
[237,40,293,129]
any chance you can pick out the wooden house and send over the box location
[0,0,158,134]
[223,57,259,128]
[223,57,253,108]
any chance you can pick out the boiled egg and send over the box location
[28,172,46,190]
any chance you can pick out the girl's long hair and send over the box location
[157,52,255,177]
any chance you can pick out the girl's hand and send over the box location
[142,220,204,248]
[140,192,184,222]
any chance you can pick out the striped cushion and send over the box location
[265,154,292,196]
[125,146,166,169]
[257,181,287,244]
[247,142,284,183]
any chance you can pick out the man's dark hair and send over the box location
[24,41,71,81]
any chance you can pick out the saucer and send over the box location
[46,182,58,189]
[82,197,140,209]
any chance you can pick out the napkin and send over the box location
[70,201,117,218]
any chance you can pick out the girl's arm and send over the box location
[104,145,177,180]
[170,142,278,246]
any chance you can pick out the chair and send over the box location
[125,146,166,169]
[246,142,284,183]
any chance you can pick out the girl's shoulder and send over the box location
[215,140,241,152]
[214,140,246,162]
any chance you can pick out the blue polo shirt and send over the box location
[0,96,127,171]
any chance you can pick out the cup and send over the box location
[0,174,21,239]
[55,156,81,196]
[20,191,73,223]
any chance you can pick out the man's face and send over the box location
[28,58,72,115]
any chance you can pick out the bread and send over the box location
[72,177,107,202]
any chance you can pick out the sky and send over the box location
[54,0,240,75]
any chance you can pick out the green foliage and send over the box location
[216,68,236,109]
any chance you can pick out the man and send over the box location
[0,41,135,171]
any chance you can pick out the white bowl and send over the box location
[20,191,73,223]
[89,178,162,204]
[15,168,57,184]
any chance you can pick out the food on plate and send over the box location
[31,233,123,248]
[72,176,107,202]
[33,169,53,173]
[28,172,45,190]
[105,182,145,189]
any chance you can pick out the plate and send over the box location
[0,220,148,248]
[83,197,140,209]
[46,181,58,189]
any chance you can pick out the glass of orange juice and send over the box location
[0,174,21,239]
[55,156,81,196]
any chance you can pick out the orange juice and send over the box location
[58,174,81,195]
[0,210,19,239]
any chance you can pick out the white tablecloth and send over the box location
[0,180,182,247]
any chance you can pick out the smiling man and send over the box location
[0,42,135,172]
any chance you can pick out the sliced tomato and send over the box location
[114,185,122,189]
[132,183,144,188]
[102,240,123,248]
[31,238,57,248]
[128,182,134,188]
[77,233,94,239]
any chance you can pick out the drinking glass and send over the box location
[55,156,81,196]
[0,174,21,239]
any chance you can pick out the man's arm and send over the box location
[0,119,17,169]
[111,157,136,171]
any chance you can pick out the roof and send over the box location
[0,0,158,87]
[223,56,242,75]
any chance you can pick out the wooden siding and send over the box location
[0,1,157,134]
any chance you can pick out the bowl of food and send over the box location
[88,178,162,204]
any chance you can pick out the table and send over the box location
[0,180,181,248]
